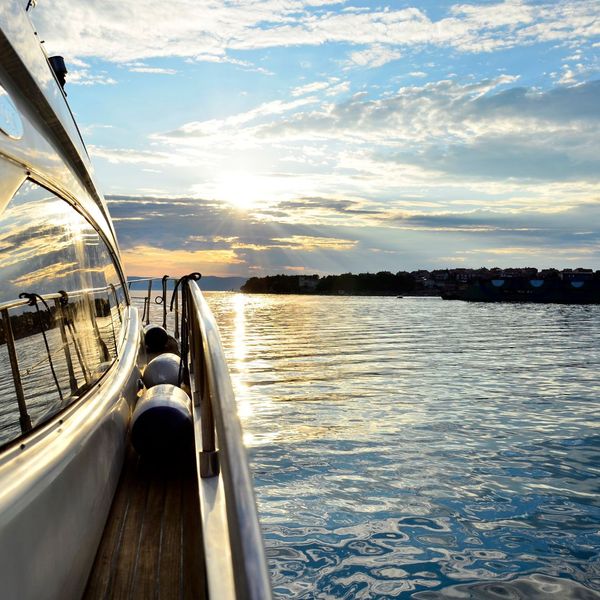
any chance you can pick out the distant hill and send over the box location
[128,276,247,291]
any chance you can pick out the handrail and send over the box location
[0,292,63,313]
[127,276,177,288]
[127,277,178,331]
[126,277,158,286]
[186,281,272,600]
[0,283,125,434]
[0,282,125,314]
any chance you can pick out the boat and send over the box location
[0,2,271,598]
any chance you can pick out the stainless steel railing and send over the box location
[0,283,125,314]
[0,283,125,435]
[185,280,272,600]
[127,276,178,334]
[128,275,271,598]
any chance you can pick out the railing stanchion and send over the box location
[1,309,32,433]
[86,292,110,362]
[145,279,152,325]
[53,298,78,393]
[174,286,180,340]
[64,303,92,385]
[161,275,168,329]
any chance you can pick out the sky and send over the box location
[31,0,600,277]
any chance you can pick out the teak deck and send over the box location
[84,446,206,600]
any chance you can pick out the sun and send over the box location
[209,173,274,210]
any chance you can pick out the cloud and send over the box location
[89,145,184,166]
[291,81,331,97]
[106,192,600,276]
[387,133,599,181]
[92,75,598,234]
[32,1,600,64]
[80,123,114,135]
[385,203,600,250]
[125,62,177,75]
[107,194,362,246]
[459,245,597,257]
[247,78,600,183]
[88,71,598,250]
[344,45,402,69]
[262,235,357,251]
[121,245,243,277]
[106,193,374,274]
[156,96,319,141]
[67,69,116,86]
[25,1,598,274]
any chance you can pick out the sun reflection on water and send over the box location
[232,293,254,431]
[233,292,247,363]
[206,293,600,599]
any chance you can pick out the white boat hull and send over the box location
[0,307,141,600]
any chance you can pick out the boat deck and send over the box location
[83,446,206,600]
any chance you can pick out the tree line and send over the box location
[240,272,417,295]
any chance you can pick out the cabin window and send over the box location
[0,180,125,447]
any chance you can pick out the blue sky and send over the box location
[32,0,600,277]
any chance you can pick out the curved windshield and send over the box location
[0,180,125,447]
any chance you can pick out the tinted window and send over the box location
[0,180,125,446]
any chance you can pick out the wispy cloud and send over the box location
[291,81,331,97]
[90,74,599,245]
[68,69,116,86]
[33,1,600,64]
[344,45,402,69]
[154,96,320,142]
[151,77,599,188]
[89,145,181,165]
[126,62,177,75]
[106,192,600,276]
[32,1,600,274]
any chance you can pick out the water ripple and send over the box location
[208,294,600,598]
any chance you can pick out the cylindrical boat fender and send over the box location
[163,334,181,356]
[142,353,181,388]
[131,384,193,459]
[143,324,168,353]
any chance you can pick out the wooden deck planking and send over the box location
[83,447,204,600]
[83,451,146,600]
[130,468,166,599]
[183,471,207,599]
[110,457,151,599]
[157,465,183,599]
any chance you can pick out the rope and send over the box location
[23,339,71,376]
[19,292,64,402]
[170,272,201,386]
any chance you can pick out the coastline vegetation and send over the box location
[241,272,419,295]
[240,268,600,297]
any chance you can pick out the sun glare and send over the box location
[204,171,309,211]
[207,174,273,210]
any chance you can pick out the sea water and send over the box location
[2,291,598,597]
[207,294,600,599]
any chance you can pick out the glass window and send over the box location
[0,180,125,447]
